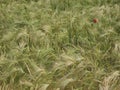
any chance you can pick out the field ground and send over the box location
[0,0,120,90]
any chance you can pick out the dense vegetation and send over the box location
[0,0,120,90]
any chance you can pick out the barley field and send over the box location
[0,0,120,90]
